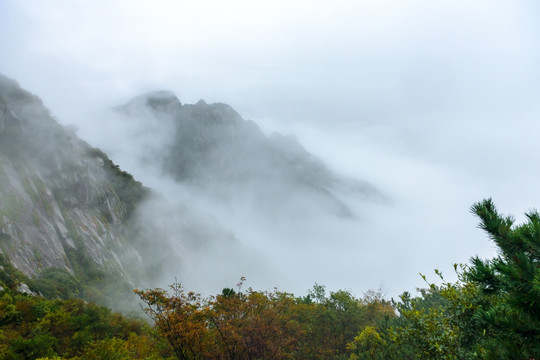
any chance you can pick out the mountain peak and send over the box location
[143,90,179,103]
[140,90,181,112]
[118,90,182,116]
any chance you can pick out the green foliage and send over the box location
[2,248,134,312]
[347,326,385,360]
[0,255,28,291]
[7,332,58,360]
[467,198,540,358]
[295,286,368,359]
[392,283,464,359]
[27,268,81,300]
[85,147,149,221]
[391,199,540,359]
[0,288,166,360]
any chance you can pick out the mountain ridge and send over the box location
[114,90,383,220]
[0,74,384,306]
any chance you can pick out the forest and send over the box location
[0,198,538,359]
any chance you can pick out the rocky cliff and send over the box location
[0,74,149,304]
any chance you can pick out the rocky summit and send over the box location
[115,91,383,219]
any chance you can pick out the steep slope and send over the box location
[116,92,382,220]
[0,74,149,304]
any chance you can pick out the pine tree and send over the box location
[468,199,540,358]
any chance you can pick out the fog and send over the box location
[2,0,540,298]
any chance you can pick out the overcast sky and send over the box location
[1,0,540,297]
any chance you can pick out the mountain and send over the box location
[0,74,384,305]
[0,74,153,306]
[0,75,261,304]
[115,91,382,220]
[101,90,387,293]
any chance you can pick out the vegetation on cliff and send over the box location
[0,74,152,311]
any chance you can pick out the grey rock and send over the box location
[0,73,145,285]
[16,283,36,296]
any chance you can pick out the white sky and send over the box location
[1,0,540,297]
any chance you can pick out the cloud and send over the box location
[1,0,540,297]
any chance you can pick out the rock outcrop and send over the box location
[0,74,146,285]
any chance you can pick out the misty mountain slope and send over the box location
[0,74,152,299]
[0,74,268,300]
[91,89,392,294]
[116,91,382,220]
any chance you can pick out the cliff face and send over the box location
[0,74,146,284]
